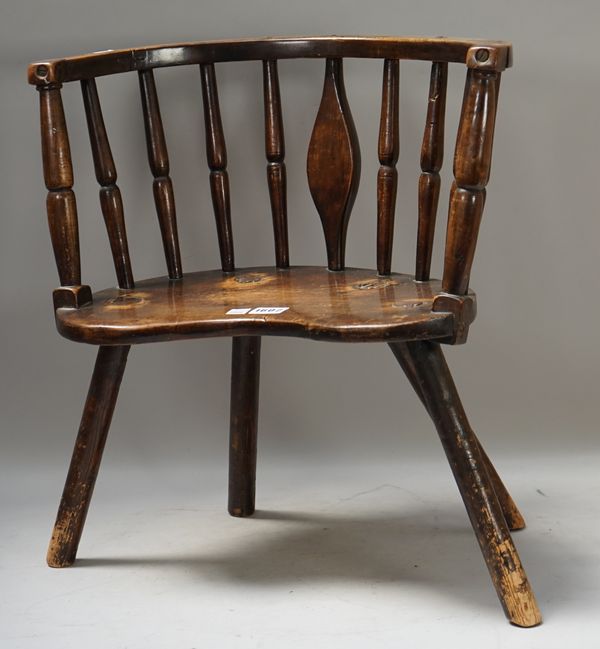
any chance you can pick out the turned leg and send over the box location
[228,336,261,517]
[47,345,130,568]
[389,342,525,530]
[389,340,541,627]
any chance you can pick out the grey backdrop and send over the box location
[2,0,599,470]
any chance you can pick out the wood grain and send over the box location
[82,78,134,289]
[28,37,512,86]
[442,69,498,295]
[47,345,130,567]
[200,63,234,271]
[307,58,361,270]
[229,336,261,517]
[263,60,289,268]
[389,341,541,627]
[54,266,462,345]
[376,59,399,276]
[39,85,82,288]
[139,69,183,279]
[389,340,525,531]
[31,35,531,627]
[415,62,447,281]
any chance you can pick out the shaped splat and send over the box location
[307,58,361,270]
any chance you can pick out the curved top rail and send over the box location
[28,36,512,86]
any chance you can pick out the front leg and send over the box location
[47,345,130,567]
[389,341,525,530]
[389,340,541,627]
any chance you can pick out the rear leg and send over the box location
[228,336,261,517]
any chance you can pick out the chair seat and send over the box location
[56,266,460,344]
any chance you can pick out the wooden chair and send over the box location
[28,37,541,626]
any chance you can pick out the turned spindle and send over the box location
[139,69,183,280]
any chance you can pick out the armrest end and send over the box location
[53,285,93,310]
[432,292,477,344]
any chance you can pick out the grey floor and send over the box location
[2,452,598,648]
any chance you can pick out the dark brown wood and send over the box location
[54,266,463,345]
[443,69,498,295]
[138,69,183,279]
[376,59,399,276]
[415,62,447,281]
[39,85,82,289]
[388,340,540,627]
[31,36,531,627]
[46,189,80,286]
[200,63,234,271]
[28,38,512,86]
[47,345,130,567]
[263,60,289,268]
[475,443,526,532]
[53,285,93,310]
[388,341,525,531]
[307,58,361,270]
[229,336,261,517]
[81,78,134,289]
[431,292,477,344]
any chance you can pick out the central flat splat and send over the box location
[307,58,361,271]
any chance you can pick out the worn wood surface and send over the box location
[200,62,234,271]
[39,85,81,288]
[47,345,130,568]
[389,341,525,531]
[55,267,462,345]
[33,36,510,308]
[443,68,498,295]
[82,78,134,289]
[31,34,536,628]
[139,69,183,279]
[263,60,289,268]
[307,58,360,270]
[376,59,399,276]
[28,37,512,86]
[415,62,447,281]
[229,336,261,517]
[389,340,541,627]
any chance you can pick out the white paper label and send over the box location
[226,307,289,315]
[249,307,289,315]
[226,308,251,315]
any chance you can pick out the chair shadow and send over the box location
[75,502,584,618]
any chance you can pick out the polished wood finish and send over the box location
[263,60,289,268]
[388,341,525,531]
[39,85,81,289]
[47,345,130,567]
[229,336,261,517]
[416,62,447,281]
[376,59,399,276]
[200,63,234,271]
[389,341,540,627]
[82,78,134,289]
[31,36,535,627]
[442,68,498,294]
[307,58,360,270]
[139,69,183,279]
[54,267,459,345]
[28,37,512,86]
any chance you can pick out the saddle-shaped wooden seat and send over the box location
[56,267,468,344]
[29,36,540,626]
